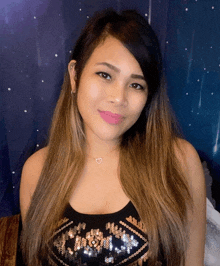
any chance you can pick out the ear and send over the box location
[68,60,77,93]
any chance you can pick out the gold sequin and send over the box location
[116,243,148,265]
[106,222,126,238]
[56,217,69,229]
[119,221,148,242]
[48,216,150,265]
[126,216,146,233]
[53,222,86,256]
[48,250,70,266]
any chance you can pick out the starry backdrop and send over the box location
[0,0,220,217]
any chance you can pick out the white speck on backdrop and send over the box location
[213,113,220,156]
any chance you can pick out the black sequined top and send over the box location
[46,201,153,266]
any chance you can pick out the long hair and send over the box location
[20,9,193,266]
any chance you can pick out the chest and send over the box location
[69,162,130,215]
[48,198,150,266]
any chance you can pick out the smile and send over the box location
[98,110,123,125]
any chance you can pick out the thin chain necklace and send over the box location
[87,148,119,164]
[95,157,103,164]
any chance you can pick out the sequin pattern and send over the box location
[48,219,149,265]
[47,202,151,265]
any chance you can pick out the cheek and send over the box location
[130,95,148,117]
[87,81,100,101]
[77,79,102,112]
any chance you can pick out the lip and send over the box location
[99,110,123,119]
[98,110,124,125]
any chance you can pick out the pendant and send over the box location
[96,158,102,164]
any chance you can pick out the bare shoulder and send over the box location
[174,138,206,218]
[21,146,48,192]
[174,141,206,265]
[173,138,206,211]
[174,138,206,265]
[24,146,48,167]
[20,147,48,223]
[174,138,205,184]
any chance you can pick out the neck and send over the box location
[85,141,120,163]
[84,128,121,164]
[86,145,119,159]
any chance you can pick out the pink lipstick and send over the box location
[98,110,123,125]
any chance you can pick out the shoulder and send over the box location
[21,146,48,193]
[173,138,206,214]
[20,147,48,223]
[174,142,206,265]
[174,138,206,220]
[174,138,199,162]
[174,139,206,265]
[24,146,48,167]
[173,138,205,184]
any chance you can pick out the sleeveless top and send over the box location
[45,201,162,266]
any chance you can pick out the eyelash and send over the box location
[97,72,111,80]
[130,83,144,90]
[96,72,145,91]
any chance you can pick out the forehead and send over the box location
[84,36,143,73]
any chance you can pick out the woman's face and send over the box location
[69,36,148,145]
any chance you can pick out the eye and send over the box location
[130,83,145,91]
[96,72,111,80]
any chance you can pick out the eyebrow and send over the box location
[95,62,145,81]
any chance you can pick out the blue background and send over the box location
[1,0,220,217]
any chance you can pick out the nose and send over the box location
[107,82,128,106]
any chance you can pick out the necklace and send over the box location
[87,147,119,164]
[95,158,103,164]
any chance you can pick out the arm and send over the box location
[175,139,206,266]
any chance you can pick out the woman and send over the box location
[19,9,206,266]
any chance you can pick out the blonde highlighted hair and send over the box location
[20,9,193,266]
